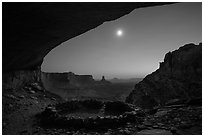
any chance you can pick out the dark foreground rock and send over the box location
[126,43,202,109]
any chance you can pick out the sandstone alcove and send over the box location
[3,2,202,135]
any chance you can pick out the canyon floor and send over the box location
[2,82,202,135]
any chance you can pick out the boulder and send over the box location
[30,83,43,91]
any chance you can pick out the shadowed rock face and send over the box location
[3,2,174,72]
[126,43,202,109]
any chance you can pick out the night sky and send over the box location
[41,2,202,79]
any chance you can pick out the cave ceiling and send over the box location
[3,2,175,72]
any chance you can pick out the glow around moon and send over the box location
[116,29,123,37]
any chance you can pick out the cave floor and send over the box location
[2,84,62,135]
[38,106,201,135]
[2,83,202,135]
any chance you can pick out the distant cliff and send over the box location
[126,43,202,108]
[41,72,113,100]
[41,72,95,90]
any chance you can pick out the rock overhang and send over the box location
[3,2,175,72]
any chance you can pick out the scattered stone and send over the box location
[165,99,183,106]
[157,123,165,126]
[126,122,132,128]
[160,126,168,130]
[31,83,43,91]
[137,129,172,135]
[24,86,32,91]
[173,117,181,122]
[6,94,17,100]
[143,121,153,127]
[66,131,72,134]
[137,125,148,130]
[51,97,56,101]
[124,129,131,135]
[18,95,25,99]
[155,110,168,117]
[104,129,112,135]
[30,96,38,100]
[118,129,131,135]
[152,125,159,128]
[29,90,35,94]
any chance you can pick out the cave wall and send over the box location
[2,68,41,90]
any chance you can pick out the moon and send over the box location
[116,29,123,37]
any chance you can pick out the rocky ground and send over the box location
[2,82,202,135]
[2,82,63,135]
[137,105,202,135]
[36,103,201,135]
